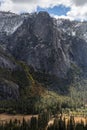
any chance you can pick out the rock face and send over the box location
[4,11,87,78]
[0,46,17,69]
[0,11,87,97]
[0,45,19,99]
[0,79,19,100]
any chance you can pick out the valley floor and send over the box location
[0,113,87,125]
[0,114,38,124]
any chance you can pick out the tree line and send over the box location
[0,111,87,130]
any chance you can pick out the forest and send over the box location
[0,110,87,130]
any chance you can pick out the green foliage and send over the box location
[31,70,69,92]
[38,110,50,129]
[1,59,87,114]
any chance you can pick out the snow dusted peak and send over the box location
[53,19,63,27]
[73,22,87,41]
[54,18,87,42]
[0,11,87,42]
[5,21,23,35]
[21,12,37,18]
[0,12,25,35]
[0,12,38,35]
[0,11,17,18]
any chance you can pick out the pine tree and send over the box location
[30,116,38,130]
[38,109,50,130]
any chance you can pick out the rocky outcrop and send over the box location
[0,11,87,95]
[0,45,20,99]
[0,79,19,100]
[3,12,86,78]
[0,45,18,69]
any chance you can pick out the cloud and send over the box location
[73,0,87,6]
[67,1,87,21]
[51,0,87,21]
[11,0,39,3]
[0,0,71,13]
[51,14,74,20]
[0,0,87,21]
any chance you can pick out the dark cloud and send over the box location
[11,0,38,3]
[73,0,87,6]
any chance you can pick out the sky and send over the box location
[0,0,87,21]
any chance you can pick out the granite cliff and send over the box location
[0,11,87,106]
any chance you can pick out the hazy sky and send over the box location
[0,0,87,21]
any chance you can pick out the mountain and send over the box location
[3,12,87,76]
[0,11,87,113]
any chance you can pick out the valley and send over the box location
[0,11,87,129]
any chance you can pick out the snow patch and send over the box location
[72,31,76,36]
[9,21,23,34]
